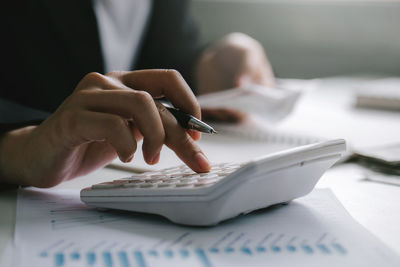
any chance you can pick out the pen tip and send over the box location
[210,129,218,134]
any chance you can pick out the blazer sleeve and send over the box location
[0,0,203,134]
[135,0,205,91]
[0,99,50,134]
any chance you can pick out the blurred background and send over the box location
[189,0,400,78]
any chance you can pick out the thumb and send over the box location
[234,73,252,88]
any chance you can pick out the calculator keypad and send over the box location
[91,162,245,190]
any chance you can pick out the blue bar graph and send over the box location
[180,249,190,258]
[209,247,219,253]
[224,247,234,253]
[256,246,266,253]
[317,244,331,254]
[148,250,158,257]
[118,251,130,267]
[86,252,96,266]
[39,234,348,267]
[241,247,252,255]
[102,252,113,267]
[271,234,284,253]
[164,249,173,258]
[70,252,80,260]
[301,244,314,254]
[211,231,233,251]
[332,243,347,255]
[54,253,64,267]
[255,233,273,254]
[287,245,296,252]
[134,251,147,267]
[195,249,213,267]
[271,246,281,252]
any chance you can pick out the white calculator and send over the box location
[81,139,345,226]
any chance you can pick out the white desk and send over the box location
[1,76,400,265]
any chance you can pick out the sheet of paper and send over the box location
[197,84,301,122]
[14,188,399,267]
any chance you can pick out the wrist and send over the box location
[0,126,36,185]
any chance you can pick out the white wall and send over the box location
[190,0,400,78]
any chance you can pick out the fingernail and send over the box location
[187,129,201,141]
[150,152,160,165]
[195,152,210,171]
[124,155,133,163]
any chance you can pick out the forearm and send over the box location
[0,126,35,186]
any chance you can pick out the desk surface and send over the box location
[1,76,400,265]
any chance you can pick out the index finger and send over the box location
[115,69,201,120]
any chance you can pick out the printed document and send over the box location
[14,188,400,267]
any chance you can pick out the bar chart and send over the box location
[15,189,400,267]
[36,230,347,267]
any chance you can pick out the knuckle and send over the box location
[133,90,153,105]
[228,32,250,41]
[192,101,201,114]
[165,69,182,81]
[169,131,193,150]
[105,70,123,78]
[180,134,192,147]
[157,129,166,144]
[84,72,106,83]
[178,134,200,154]
[107,116,127,132]
[84,72,123,90]
[146,127,165,148]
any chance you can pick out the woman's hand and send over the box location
[0,70,210,188]
[196,32,275,94]
[196,33,275,122]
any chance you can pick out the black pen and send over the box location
[158,100,217,134]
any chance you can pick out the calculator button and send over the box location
[217,172,231,177]
[203,174,219,179]
[210,166,222,171]
[179,178,197,183]
[144,179,162,184]
[194,179,218,187]
[150,174,166,179]
[176,182,195,188]
[168,174,183,179]
[92,182,120,189]
[130,174,147,179]
[139,183,155,188]
[157,183,175,188]
[122,183,139,188]
[163,169,179,174]
[179,173,194,178]
[197,176,219,182]
[112,180,130,184]
[127,179,145,184]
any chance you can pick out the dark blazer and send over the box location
[0,0,202,130]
